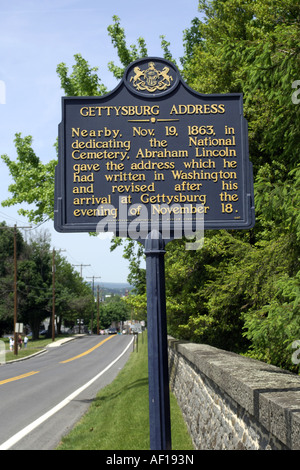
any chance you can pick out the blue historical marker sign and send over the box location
[54,57,255,237]
[54,57,255,451]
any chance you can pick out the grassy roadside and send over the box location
[56,333,194,450]
[1,335,68,362]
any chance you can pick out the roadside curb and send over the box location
[46,336,77,348]
[2,335,84,364]
[2,348,47,364]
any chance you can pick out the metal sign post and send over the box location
[143,231,171,450]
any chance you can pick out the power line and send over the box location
[87,276,101,333]
[72,263,91,278]
[0,211,28,225]
[86,276,101,292]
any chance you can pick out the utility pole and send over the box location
[72,264,91,278]
[52,248,66,341]
[52,249,55,342]
[86,276,101,297]
[97,285,100,335]
[0,224,31,355]
[72,264,91,334]
[13,225,17,355]
[87,276,101,334]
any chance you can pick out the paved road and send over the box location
[0,334,133,450]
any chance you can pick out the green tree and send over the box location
[99,295,130,330]
[182,0,300,172]
[53,253,95,333]
[164,0,300,369]
[1,134,57,224]
[0,15,177,225]
[17,231,52,339]
[56,53,107,97]
[0,222,25,336]
[52,253,86,334]
[107,15,148,79]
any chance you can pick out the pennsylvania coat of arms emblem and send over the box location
[130,62,173,93]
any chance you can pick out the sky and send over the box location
[0,0,201,284]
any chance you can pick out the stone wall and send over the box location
[168,337,300,450]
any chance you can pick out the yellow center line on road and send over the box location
[59,335,116,364]
[0,371,40,386]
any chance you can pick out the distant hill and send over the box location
[92,282,133,297]
[100,282,132,289]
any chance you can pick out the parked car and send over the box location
[108,327,117,334]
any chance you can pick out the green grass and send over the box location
[2,335,68,362]
[56,333,194,450]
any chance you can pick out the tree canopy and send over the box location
[0,225,96,339]
[165,0,300,371]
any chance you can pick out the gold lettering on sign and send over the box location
[69,108,243,222]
